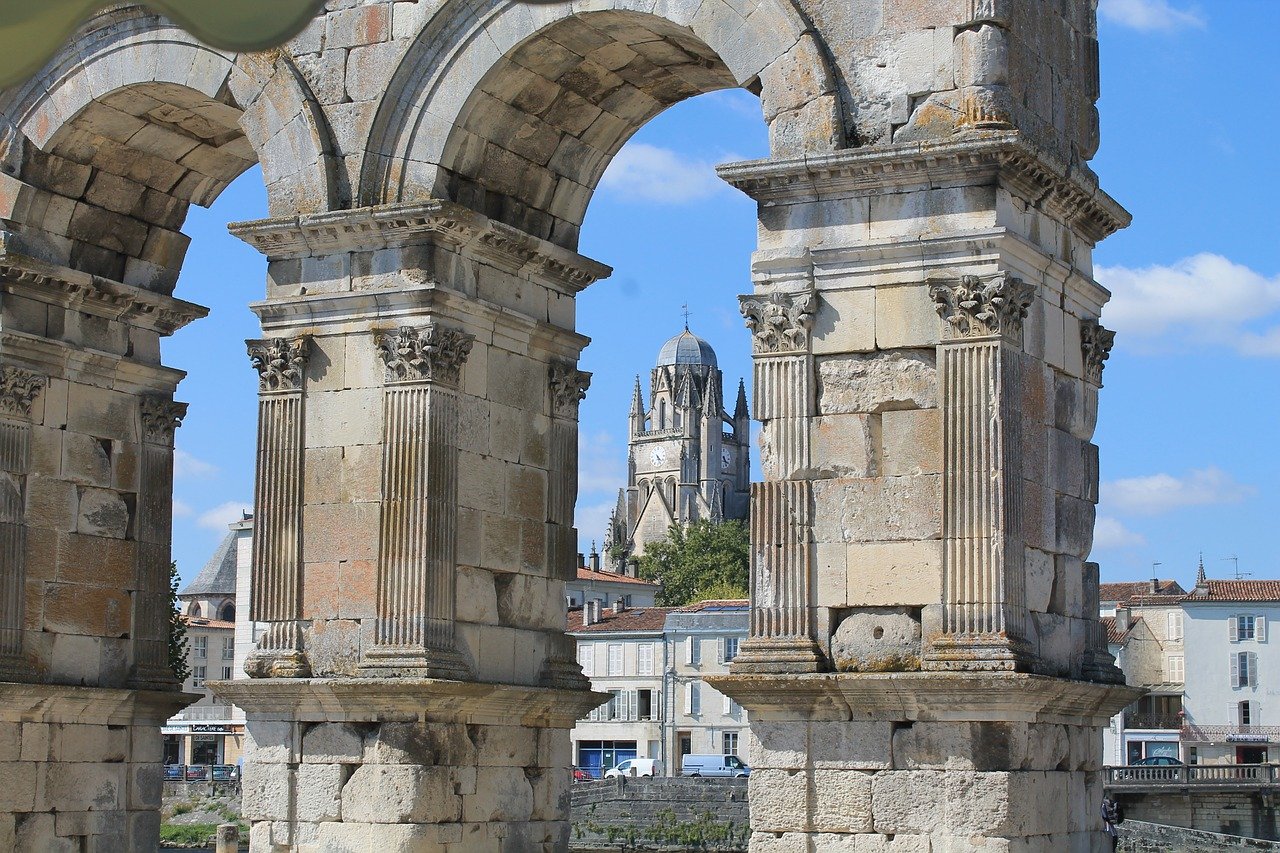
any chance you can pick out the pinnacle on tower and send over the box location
[1196,553,1206,586]
[735,378,749,420]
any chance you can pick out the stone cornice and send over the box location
[717,132,1131,244]
[708,672,1144,726]
[228,201,613,293]
[209,677,606,729]
[0,239,208,335]
[1,329,185,394]
[0,681,197,726]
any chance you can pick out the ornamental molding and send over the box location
[0,366,44,419]
[374,324,474,386]
[1080,319,1116,387]
[739,290,816,354]
[716,132,1130,244]
[247,336,310,393]
[140,395,187,445]
[549,361,591,418]
[928,273,1034,342]
[0,247,207,335]
[229,201,612,293]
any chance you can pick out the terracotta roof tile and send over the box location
[568,606,673,633]
[181,616,235,630]
[1185,580,1280,603]
[1099,580,1186,605]
[674,599,749,612]
[576,567,659,587]
[1101,615,1142,645]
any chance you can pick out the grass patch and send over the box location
[160,824,218,844]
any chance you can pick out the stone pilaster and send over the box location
[361,323,473,679]
[131,394,187,689]
[245,336,311,678]
[732,290,824,673]
[923,272,1035,671]
[0,367,43,680]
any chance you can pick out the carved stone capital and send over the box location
[928,273,1034,342]
[140,395,187,445]
[549,361,591,418]
[1080,319,1115,387]
[374,324,474,386]
[739,290,816,354]
[247,337,310,393]
[0,367,44,419]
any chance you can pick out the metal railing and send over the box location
[1105,763,1280,788]
[173,703,236,721]
[1123,713,1183,730]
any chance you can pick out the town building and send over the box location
[162,516,253,769]
[567,547,660,609]
[568,599,749,776]
[605,328,750,564]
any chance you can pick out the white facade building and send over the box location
[665,601,748,767]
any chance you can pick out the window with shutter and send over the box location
[683,684,693,715]
[1250,652,1259,687]
[1167,655,1184,682]
[1231,617,1239,643]
[579,644,594,678]
[638,643,654,676]
[1167,611,1183,641]
[723,692,732,715]
[687,636,701,666]
[690,683,701,716]
[608,643,623,676]
[1231,653,1240,687]
[1258,616,1267,643]
[717,637,726,665]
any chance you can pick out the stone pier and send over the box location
[0,0,1137,849]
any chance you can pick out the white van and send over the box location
[679,754,750,777]
[605,758,660,778]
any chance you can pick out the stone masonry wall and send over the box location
[1115,791,1280,842]
[570,777,750,844]
[1119,820,1280,853]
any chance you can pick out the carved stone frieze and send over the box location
[549,361,591,418]
[739,291,816,354]
[1080,319,1116,387]
[140,395,188,445]
[247,337,310,393]
[928,273,1034,342]
[374,324,474,386]
[0,367,45,419]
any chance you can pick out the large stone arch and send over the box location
[361,0,841,244]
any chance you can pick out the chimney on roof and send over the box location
[577,552,585,570]
[1115,606,1130,634]
[590,542,601,572]
[583,599,600,627]
[613,599,626,615]
[1149,578,1158,594]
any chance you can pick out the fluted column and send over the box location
[131,394,187,688]
[361,323,473,679]
[731,290,823,673]
[0,367,44,679]
[244,336,311,678]
[922,273,1035,671]
[542,360,592,688]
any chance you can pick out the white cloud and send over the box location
[574,500,618,551]
[1093,516,1147,549]
[174,449,218,479]
[1098,0,1204,31]
[1097,254,1280,356]
[578,430,626,496]
[1100,467,1254,517]
[599,143,741,204]
[173,499,194,518]
[197,500,251,531]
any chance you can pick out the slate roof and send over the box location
[656,329,717,368]
[180,529,239,597]
[1184,580,1280,603]
[1099,580,1186,605]
[576,566,659,587]
[569,606,673,634]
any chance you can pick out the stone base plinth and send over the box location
[0,681,196,853]
[211,677,604,852]
[710,672,1143,852]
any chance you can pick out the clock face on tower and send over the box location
[721,448,732,471]
[650,446,666,466]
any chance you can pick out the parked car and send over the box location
[1114,755,1183,780]
[1130,756,1183,767]
[184,764,210,781]
[163,764,184,781]
[680,754,749,777]
[211,764,239,782]
[605,758,660,778]
[572,768,594,783]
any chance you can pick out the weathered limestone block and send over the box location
[816,351,938,415]
[831,609,922,672]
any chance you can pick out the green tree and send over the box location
[636,519,749,607]
[168,561,190,683]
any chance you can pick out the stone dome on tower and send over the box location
[655,328,718,367]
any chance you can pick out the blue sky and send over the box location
[166,0,1277,595]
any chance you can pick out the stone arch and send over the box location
[361,0,841,246]
[0,6,338,291]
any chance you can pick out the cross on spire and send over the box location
[681,303,691,330]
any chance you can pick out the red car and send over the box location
[572,768,593,782]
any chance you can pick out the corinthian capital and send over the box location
[375,324,474,386]
[140,395,188,446]
[549,361,591,419]
[247,337,310,392]
[0,367,45,419]
[928,273,1034,342]
[739,290,816,354]
[1080,319,1116,387]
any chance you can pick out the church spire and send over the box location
[702,370,719,422]
[734,378,748,420]
[1196,552,1206,587]
[629,375,645,435]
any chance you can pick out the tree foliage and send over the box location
[168,561,190,683]
[636,519,749,607]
